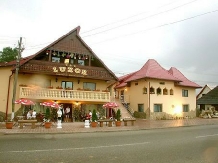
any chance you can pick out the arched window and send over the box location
[143,87,147,94]
[150,87,155,94]
[163,88,168,95]
[170,89,174,95]
[156,87,161,95]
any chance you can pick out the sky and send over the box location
[0,0,218,90]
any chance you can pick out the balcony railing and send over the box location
[19,87,110,102]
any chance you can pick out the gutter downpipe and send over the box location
[148,81,150,119]
[5,73,13,121]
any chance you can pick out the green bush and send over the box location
[133,111,146,119]
[115,109,121,121]
[92,109,98,122]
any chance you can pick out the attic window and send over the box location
[135,82,138,86]
[159,82,165,85]
[150,87,155,94]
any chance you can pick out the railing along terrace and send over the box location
[19,87,110,102]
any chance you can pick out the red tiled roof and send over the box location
[168,67,201,88]
[125,59,181,82]
[115,59,201,89]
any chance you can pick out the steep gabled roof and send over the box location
[0,26,118,80]
[197,86,218,105]
[125,59,181,82]
[115,72,137,89]
[196,85,211,99]
[168,67,201,88]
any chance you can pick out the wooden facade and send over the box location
[0,26,118,121]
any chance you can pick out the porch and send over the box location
[19,87,110,102]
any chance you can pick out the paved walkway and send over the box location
[1,118,218,134]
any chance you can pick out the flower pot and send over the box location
[44,122,52,129]
[6,122,13,129]
[115,121,121,127]
[91,122,98,127]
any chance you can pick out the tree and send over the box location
[0,47,18,62]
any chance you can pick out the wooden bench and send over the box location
[123,118,136,126]
[18,120,37,129]
[98,119,114,127]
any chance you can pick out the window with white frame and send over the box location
[182,89,188,97]
[183,104,189,112]
[154,104,162,112]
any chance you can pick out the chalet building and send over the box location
[0,26,118,122]
[197,86,218,111]
[115,59,201,120]
[196,84,212,111]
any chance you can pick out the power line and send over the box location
[81,0,180,34]
[91,8,218,45]
[82,0,200,38]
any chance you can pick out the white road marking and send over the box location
[196,134,218,138]
[0,142,150,153]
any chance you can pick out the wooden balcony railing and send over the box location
[19,87,110,102]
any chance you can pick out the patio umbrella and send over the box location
[15,99,35,105]
[103,102,119,109]
[40,101,60,108]
[103,102,119,118]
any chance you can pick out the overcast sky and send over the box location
[0,0,218,89]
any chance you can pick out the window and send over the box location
[52,57,60,63]
[143,87,147,94]
[156,87,161,95]
[83,82,96,91]
[154,104,162,112]
[138,104,144,112]
[183,104,189,112]
[170,89,174,95]
[150,87,155,94]
[182,89,188,97]
[163,88,168,95]
[78,60,84,65]
[61,81,73,89]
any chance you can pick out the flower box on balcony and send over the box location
[77,88,83,91]
[102,90,109,92]
[47,86,53,89]
[56,86,63,89]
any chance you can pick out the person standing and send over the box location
[65,106,70,122]
[32,110,37,119]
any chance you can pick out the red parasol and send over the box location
[103,102,119,118]
[15,99,35,105]
[40,101,60,108]
[103,102,119,108]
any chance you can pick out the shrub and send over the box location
[115,109,121,121]
[92,109,98,122]
[133,111,146,119]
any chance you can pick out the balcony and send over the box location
[19,87,110,102]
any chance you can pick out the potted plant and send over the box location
[115,109,122,127]
[5,119,14,129]
[91,109,98,127]
[44,108,52,128]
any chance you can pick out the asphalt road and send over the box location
[0,125,218,163]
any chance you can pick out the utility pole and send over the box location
[11,37,23,120]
